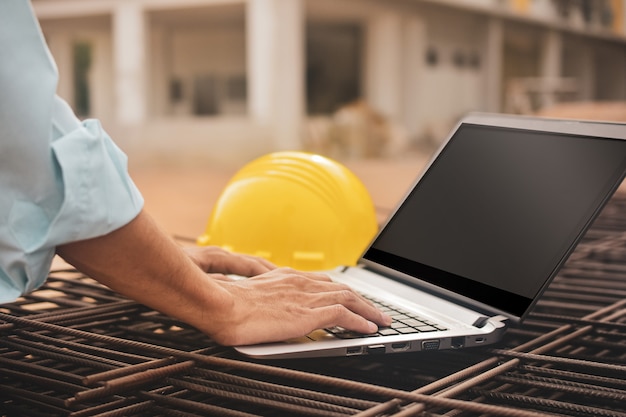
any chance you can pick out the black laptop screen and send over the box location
[364,123,626,318]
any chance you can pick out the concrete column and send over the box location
[90,33,114,125]
[150,25,169,117]
[112,1,147,125]
[46,32,74,106]
[577,43,595,101]
[623,0,626,35]
[365,11,403,121]
[539,29,562,109]
[614,0,626,35]
[246,0,304,150]
[402,17,427,139]
[484,17,503,112]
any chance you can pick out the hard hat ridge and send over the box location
[197,151,378,270]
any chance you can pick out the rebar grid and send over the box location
[1,193,625,416]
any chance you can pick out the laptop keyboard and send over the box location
[326,294,448,339]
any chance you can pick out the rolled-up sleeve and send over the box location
[0,1,143,303]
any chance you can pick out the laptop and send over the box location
[235,113,626,359]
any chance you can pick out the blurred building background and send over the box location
[34,0,626,167]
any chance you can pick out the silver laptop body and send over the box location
[236,113,626,359]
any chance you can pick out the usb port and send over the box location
[366,344,386,355]
[346,346,363,356]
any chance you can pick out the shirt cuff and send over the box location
[48,118,144,245]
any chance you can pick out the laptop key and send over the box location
[397,327,419,334]
[378,328,400,336]
[400,318,423,327]
[416,325,438,332]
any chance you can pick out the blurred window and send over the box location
[306,23,362,115]
[73,41,92,117]
[193,75,218,116]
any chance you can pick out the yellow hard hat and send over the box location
[197,151,378,270]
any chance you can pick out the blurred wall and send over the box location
[34,0,626,166]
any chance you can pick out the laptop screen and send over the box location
[364,122,626,318]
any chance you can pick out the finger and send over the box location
[247,268,334,285]
[206,273,234,281]
[223,255,275,277]
[269,268,334,283]
[184,246,275,276]
[243,254,276,271]
[308,289,392,327]
[313,304,379,334]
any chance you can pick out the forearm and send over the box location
[56,210,233,335]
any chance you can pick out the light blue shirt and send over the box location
[0,2,144,303]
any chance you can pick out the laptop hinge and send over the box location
[474,315,508,328]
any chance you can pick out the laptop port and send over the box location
[391,342,410,352]
[366,344,386,355]
[421,340,440,351]
[475,337,486,344]
[346,346,363,356]
[451,336,465,349]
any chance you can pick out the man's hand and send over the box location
[205,268,392,346]
[183,246,275,279]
